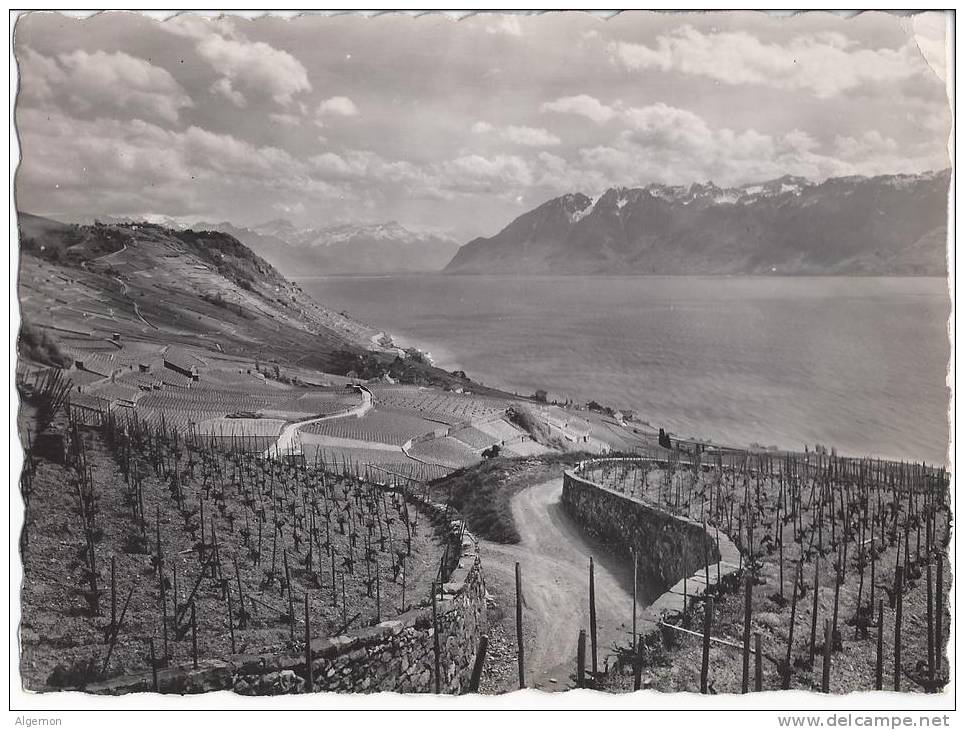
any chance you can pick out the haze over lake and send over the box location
[303,275,950,465]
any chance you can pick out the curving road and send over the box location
[479,478,654,691]
[264,387,373,458]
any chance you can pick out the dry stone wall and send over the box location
[561,463,741,626]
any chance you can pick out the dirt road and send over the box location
[480,478,656,691]
[264,387,373,457]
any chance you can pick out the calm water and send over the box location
[301,275,951,465]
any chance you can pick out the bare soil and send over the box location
[18,405,447,692]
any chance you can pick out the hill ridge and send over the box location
[444,170,951,276]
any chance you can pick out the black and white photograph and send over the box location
[8,7,955,718]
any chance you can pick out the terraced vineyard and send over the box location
[407,437,479,470]
[475,418,527,444]
[260,391,362,420]
[115,384,362,444]
[370,387,507,425]
[449,425,501,452]
[301,409,440,446]
[18,396,450,692]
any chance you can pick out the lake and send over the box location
[300,275,951,465]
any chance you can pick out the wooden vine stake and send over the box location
[894,566,903,692]
[576,629,586,689]
[935,552,944,674]
[700,597,714,694]
[821,619,832,693]
[589,557,598,676]
[633,636,645,691]
[742,567,752,693]
[304,591,313,693]
[632,550,638,650]
[149,638,158,692]
[431,583,441,694]
[515,562,525,689]
[191,601,198,670]
[754,632,763,692]
[875,600,884,690]
[468,634,488,693]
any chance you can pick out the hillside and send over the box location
[15,214,482,390]
[444,170,951,276]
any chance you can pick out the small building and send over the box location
[163,348,199,379]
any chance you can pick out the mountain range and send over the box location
[78,215,460,277]
[444,170,951,276]
[192,219,459,277]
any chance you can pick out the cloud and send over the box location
[609,26,927,97]
[540,94,618,124]
[211,77,246,107]
[472,121,560,146]
[486,15,523,37]
[442,154,533,191]
[502,125,561,147]
[316,96,359,117]
[311,150,429,189]
[269,112,301,127]
[311,147,535,198]
[18,48,192,124]
[15,107,343,219]
[196,33,311,106]
[569,102,946,188]
[159,15,233,41]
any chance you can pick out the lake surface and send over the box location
[301,275,951,465]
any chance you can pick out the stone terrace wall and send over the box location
[84,495,486,695]
[561,464,740,626]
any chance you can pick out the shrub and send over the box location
[507,404,553,446]
[18,323,71,368]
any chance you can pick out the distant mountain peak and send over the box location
[192,218,461,275]
[445,169,950,276]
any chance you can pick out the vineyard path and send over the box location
[265,387,373,457]
[479,477,635,692]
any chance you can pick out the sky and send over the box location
[14,10,952,240]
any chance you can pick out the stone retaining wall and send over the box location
[561,464,741,628]
[84,493,486,695]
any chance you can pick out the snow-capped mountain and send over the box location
[192,220,461,276]
[444,170,950,276]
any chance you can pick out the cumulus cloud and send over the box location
[317,96,359,117]
[609,26,927,98]
[540,94,618,124]
[442,154,533,191]
[311,149,426,186]
[18,48,192,124]
[211,77,246,107]
[501,125,561,147]
[311,147,535,197]
[571,102,945,188]
[15,107,343,218]
[472,121,560,146]
[196,33,311,106]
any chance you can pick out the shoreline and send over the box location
[368,327,950,467]
[304,274,951,466]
